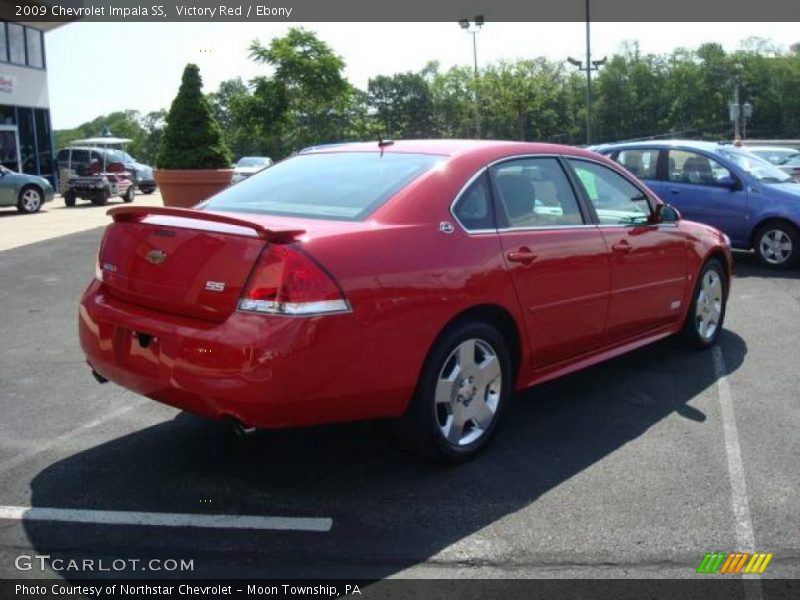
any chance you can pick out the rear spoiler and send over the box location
[107,206,305,243]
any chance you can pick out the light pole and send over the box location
[459,15,484,138]
[567,0,606,145]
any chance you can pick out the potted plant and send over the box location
[154,63,233,208]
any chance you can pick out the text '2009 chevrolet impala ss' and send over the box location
[79,140,732,462]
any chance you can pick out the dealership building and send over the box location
[0,17,60,186]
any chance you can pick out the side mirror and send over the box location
[655,203,681,223]
[717,176,740,190]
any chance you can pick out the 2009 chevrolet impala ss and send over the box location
[79,140,732,461]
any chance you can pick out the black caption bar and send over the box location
[2,0,800,22]
[2,579,800,600]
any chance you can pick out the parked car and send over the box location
[57,140,156,195]
[231,156,272,184]
[0,165,55,213]
[119,150,157,194]
[775,153,800,180]
[57,147,135,206]
[80,140,731,462]
[745,145,800,166]
[594,140,800,268]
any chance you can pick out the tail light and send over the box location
[238,245,350,316]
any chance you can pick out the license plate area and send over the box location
[113,327,161,377]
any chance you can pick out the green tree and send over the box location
[156,63,232,169]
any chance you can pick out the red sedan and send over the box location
[79,140,732,461]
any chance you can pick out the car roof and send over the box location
[299,139,601,161]
[593,139,729,153]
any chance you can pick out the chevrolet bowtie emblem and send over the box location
[145,249,167,265]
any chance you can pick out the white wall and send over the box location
[0,63,49,109]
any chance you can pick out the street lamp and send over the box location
[566,0,606,145]
[459,15,484,138]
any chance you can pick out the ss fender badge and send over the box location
[439,221,455,235]
[205,281,226,292]
[145,249,167,265]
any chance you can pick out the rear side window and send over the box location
[453,173,494,231]
[203,152,443,221]
[491,157,584,229]
[616,149,659,180]
[69,149,89,166]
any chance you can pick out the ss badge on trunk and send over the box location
[205,281,226,292]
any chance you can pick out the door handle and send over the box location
[507,247,538,264]
[611,240,632,253]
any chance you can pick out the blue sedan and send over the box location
[0,166,55,213]
[594,140,800,268]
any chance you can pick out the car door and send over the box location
[566,158,688,344]
[663,149,749,244]
[490,156,611,368]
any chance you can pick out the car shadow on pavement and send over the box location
[732,251,800,280]
[23,330,747,579]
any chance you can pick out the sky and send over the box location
[46,21,800,130]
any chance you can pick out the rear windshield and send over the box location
[237,157,270,167]
[202,152,443,221]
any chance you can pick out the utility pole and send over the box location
[459,15,484,139]
[567,0,606,145]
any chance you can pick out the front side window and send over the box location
[668,150,733,186]
[203,152,443,221]
[569,159,652,226]
[615,149,660,180]
[491,157,584,229]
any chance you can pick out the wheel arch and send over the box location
[422,303,523,386]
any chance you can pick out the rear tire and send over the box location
[123,184,135,203]
[394,321,511,463]
[753,221,799,269]
[64,190,76,207]
[681,258,727,349]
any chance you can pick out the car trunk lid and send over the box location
[98,206,305,322]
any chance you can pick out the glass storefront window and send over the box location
[26,28,43,68]
[8,23,25,65]
[35,109,53,180]
[16,107,37,174]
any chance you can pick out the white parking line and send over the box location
[0,505,332,532]
[712,346,762,600]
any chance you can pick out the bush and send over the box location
[156,64,232,170]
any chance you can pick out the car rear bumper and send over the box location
[78,280,410,428]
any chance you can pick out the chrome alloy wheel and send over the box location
[695,270,723,342]
[759,229,793,265]
[435,339,502,447]
[20,188,42,212]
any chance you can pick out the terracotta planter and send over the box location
[154,169,233,208]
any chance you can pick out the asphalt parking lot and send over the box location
[0,197,798,583]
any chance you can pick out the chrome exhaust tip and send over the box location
[222,416,257,439]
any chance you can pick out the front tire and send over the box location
[395,321,512,463]
[123,184,135,203]
[63,190,76,207]
[681,258,727,349]
[17,186,43,213]
[754,221,799,269]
